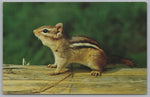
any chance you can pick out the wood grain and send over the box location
[3,64,147,94]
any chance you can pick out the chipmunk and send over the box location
[33,23,135,76]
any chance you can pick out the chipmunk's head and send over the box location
[33,23,63,41]
[33,23,63,46]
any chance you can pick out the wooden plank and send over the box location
[3,64,147,94]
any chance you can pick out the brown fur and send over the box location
[33,23,135,76]
[121,59,135,67]
[43,34,62,40]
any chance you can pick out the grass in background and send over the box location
[3,2,147,67]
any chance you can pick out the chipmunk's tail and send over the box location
[107,55,135,67]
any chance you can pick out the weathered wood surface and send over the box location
[3,64,147,94]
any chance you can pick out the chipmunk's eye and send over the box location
[43,29,49,33]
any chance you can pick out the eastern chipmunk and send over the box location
[33,23,134,76]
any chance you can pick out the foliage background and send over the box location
[3,2,147,67]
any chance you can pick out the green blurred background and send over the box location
[3,2,147,67]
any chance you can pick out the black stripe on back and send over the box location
[71,46,98,50]
[70,40,102,49]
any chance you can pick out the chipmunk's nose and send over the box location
[33,30,36,34]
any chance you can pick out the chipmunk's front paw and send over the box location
[47,64,57,68]
[91,71,102,76]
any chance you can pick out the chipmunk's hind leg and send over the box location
[91,71,102,76]
[90,65,104,76]
[88,61,104,76]
[88,53,106,77]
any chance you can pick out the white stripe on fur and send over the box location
[70,43,100,49]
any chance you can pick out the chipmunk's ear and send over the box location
[56,23,63,33]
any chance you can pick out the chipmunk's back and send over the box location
[69,36,102,50]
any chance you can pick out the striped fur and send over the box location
[69,36,102,50]
[34,23,135,76]
[70,43,100,50]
